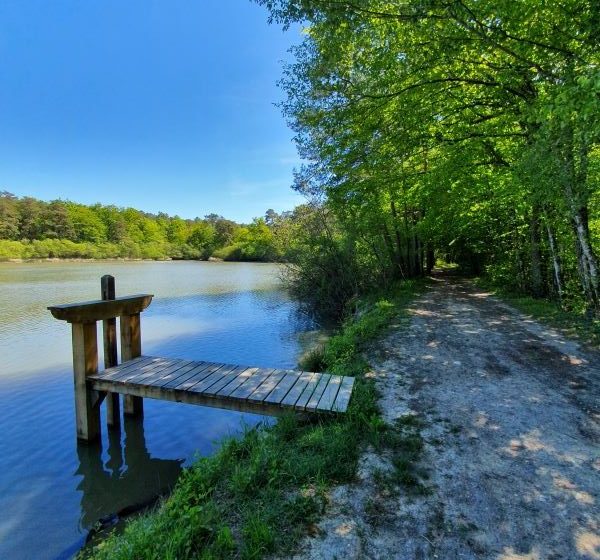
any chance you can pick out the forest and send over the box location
[0,191,303,262]
[254,0,600,318]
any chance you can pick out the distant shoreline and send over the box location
[0,257,286,264]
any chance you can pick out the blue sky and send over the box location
[0,0,305,222]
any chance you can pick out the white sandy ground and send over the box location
[283,278,599,560]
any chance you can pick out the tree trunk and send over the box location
[426,246,435,274]
[545,221,563,302]
[530,206,544,298]
[560,126,600,311]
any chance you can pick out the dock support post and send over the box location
[101,275,120,429]
[72,321,101,442]
[121,312,144,417]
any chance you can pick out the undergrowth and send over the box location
[475,278,600,349]
[82,279,426,560]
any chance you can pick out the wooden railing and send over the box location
[48,275,153,442]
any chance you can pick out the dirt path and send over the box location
[289,278,599,560]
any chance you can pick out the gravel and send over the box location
[285,278,599,560]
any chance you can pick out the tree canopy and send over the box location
[0,192,307,263]
[256,0,600,314]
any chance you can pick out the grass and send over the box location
[475,278,600,349]
[82,279,427,560]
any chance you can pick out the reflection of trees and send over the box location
[75,417,183,529]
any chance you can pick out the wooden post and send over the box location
[121,312,143,417]
[101,275,120,429]
[72,321,101,442]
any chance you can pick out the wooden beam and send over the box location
[90,376,320,417]
[72,322,101,442]
[90,357,355,414]
[120,312,143,417]
[101,275,120,430]
[48,294,153,323]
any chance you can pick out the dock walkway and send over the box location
[49,276,355,442]
[90,355,354,416]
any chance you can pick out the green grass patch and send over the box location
[297,345,327,372]
[475,278,600,349]
[82,279,427,560]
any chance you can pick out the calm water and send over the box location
[0,261,315,559]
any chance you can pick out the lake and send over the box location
[0,261,315,559]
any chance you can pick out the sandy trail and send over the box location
[289,277,599,560]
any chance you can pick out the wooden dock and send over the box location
[89,355,354,416]
[48,276,355,442]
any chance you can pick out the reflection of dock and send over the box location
[76,417,183,529]
[48,276,355,442]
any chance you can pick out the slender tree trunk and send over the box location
[426,246,435,274]
[413,234,421,276]
[530,206,544,298]
[381,224,404,278]
[545,220,563,302]
[389,198,406,275]
[561,127,600,311]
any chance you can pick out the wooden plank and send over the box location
[217,367,262,397]
[71,322,101,442]
[120,313,142,361]
[109,357,172,383]
[127,359,193,386]
[305,374,332,411]
[97,356,156,380]
[150,361,209,388]
[163,361,215,389]
[247,370,286,402]
[295,372,323,409]
[280,372,315,408]
[174,362,226,391]
[90,367,356,417]
[91,376,303,417]
[101,275,118,368]
[100,357,163,381]
[48,294,153,323]
[121,312,143,416]
[189,364,238,394]
[315,375,342,411]
[264,371,302,404]
[203,365,251,395]
[331,376,355,412]
[101,275,120,429]
[113,358,179,381]
[229,368,275,399]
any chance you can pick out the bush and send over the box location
[283,236,364,322]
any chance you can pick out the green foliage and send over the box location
[255,0,600,314]
[82,280,426,560]
[187,222,217,260]
[0,193,307,263]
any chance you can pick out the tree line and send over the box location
[257,0,600,317]
[0,191,305,262]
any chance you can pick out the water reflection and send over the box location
[75,418,183,529]
[0,262,314,559]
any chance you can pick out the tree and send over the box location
[0,191,20,240]
[187,222,217,259]
[66,204,105,242]
[257,0,600,313]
